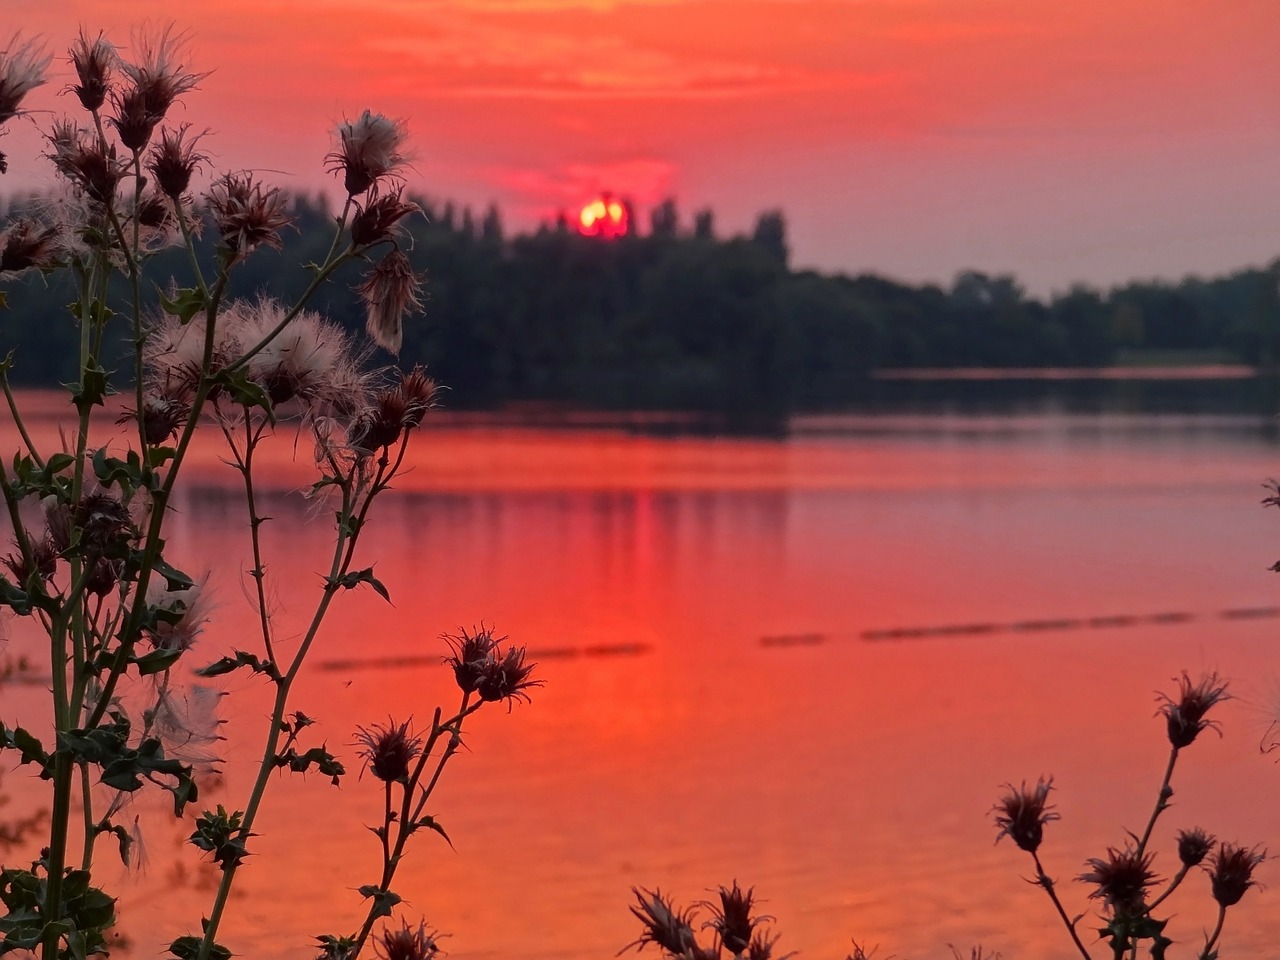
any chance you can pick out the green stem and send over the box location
[0,369,44,467]
[1200,904,1227,959]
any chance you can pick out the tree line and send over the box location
[3,193,1278,414]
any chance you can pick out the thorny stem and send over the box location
[350,694,481,957]
[195,465,379,960]
[1147,864,1189,912]
[1135,747,1179,859]
[0,367,44,467]
[225,416,277,665]
[1031,850,1094,960]
[1200,904,1227,959]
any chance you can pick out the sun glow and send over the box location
[577,194,629,238]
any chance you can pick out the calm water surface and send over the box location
[3,395,1280,959]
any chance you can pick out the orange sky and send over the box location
[5,0,1279,294]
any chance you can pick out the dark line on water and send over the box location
[316,641,649,672]
[855,606,1277,645]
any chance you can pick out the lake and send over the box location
[2,380,1280,960]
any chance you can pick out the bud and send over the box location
[624,888,698,957]
[354,719,422,784]
[1176,827,1215,868]
[147,124,208,198]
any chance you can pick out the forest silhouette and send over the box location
[3,193,1278,415]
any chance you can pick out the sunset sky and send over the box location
[5,0,1278,295]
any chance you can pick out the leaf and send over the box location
[332,566,392,603]
[196,649,281,682]
[411,814,454,849]
[152,557,196,591]
[70,360,111,412]
[159,287,207,324]
[131,646,184,676]
[356,885,402,920]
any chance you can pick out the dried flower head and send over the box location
[354,719,423,783]
[1157,671,1230,749]
[207,172,294,262]
[74,490,134,556]
[1078,846,1158,918]
[992,777,1058,854]
[396,366,438,428]
[348,389,410,453]
[328,110,408,196]
[68,30,116,112]
[110,25,206,151]
[1207,842,1265,907]
[444,625,500,695]
[701,881,771,956]
[476,645,541,706]
[2,534,57,585]
[351,188,420,247]
[623,888,698,956]
[376,920,442,960]
[46,118,125,205]
[0,218,60,275]
[1177,827,1216,869]
[0,33,52,126]
[357,248,425,355]
[147,123,208,197]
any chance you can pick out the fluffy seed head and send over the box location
[327,110,408,196]
[0,33,52,126]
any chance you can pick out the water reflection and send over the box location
[1,403,1279,960]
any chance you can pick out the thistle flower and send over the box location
[1157,671,1230,749]
[348,389,410,453]
[475,645,541,706]
[356,249,425,355]
[68,30,116,113]
[376,920,442,960]
[351,189,420,247]
[2,533,57,585]
[207,171,294,262]
[147,124,208,198]
[623,888,698,956]
[701,881,771,956]
[0,218,60,275]
[354,719,423,783]
[1207,843,1265,907]
[992,777,1058,854]
[74,490,134,555]
[327,110,408,196]
[0,33,52,126]
[118,392,191,445]
[110,25,206,151]
[47,118,125,205]
[746,931,794,960]
[444,625,501,695]
[1177,827,1216,869]
[1078,846,1158,918]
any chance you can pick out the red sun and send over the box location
[577,194,629,238]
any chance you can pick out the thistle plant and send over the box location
[0,26,535,960]
[993,672,1264,960]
